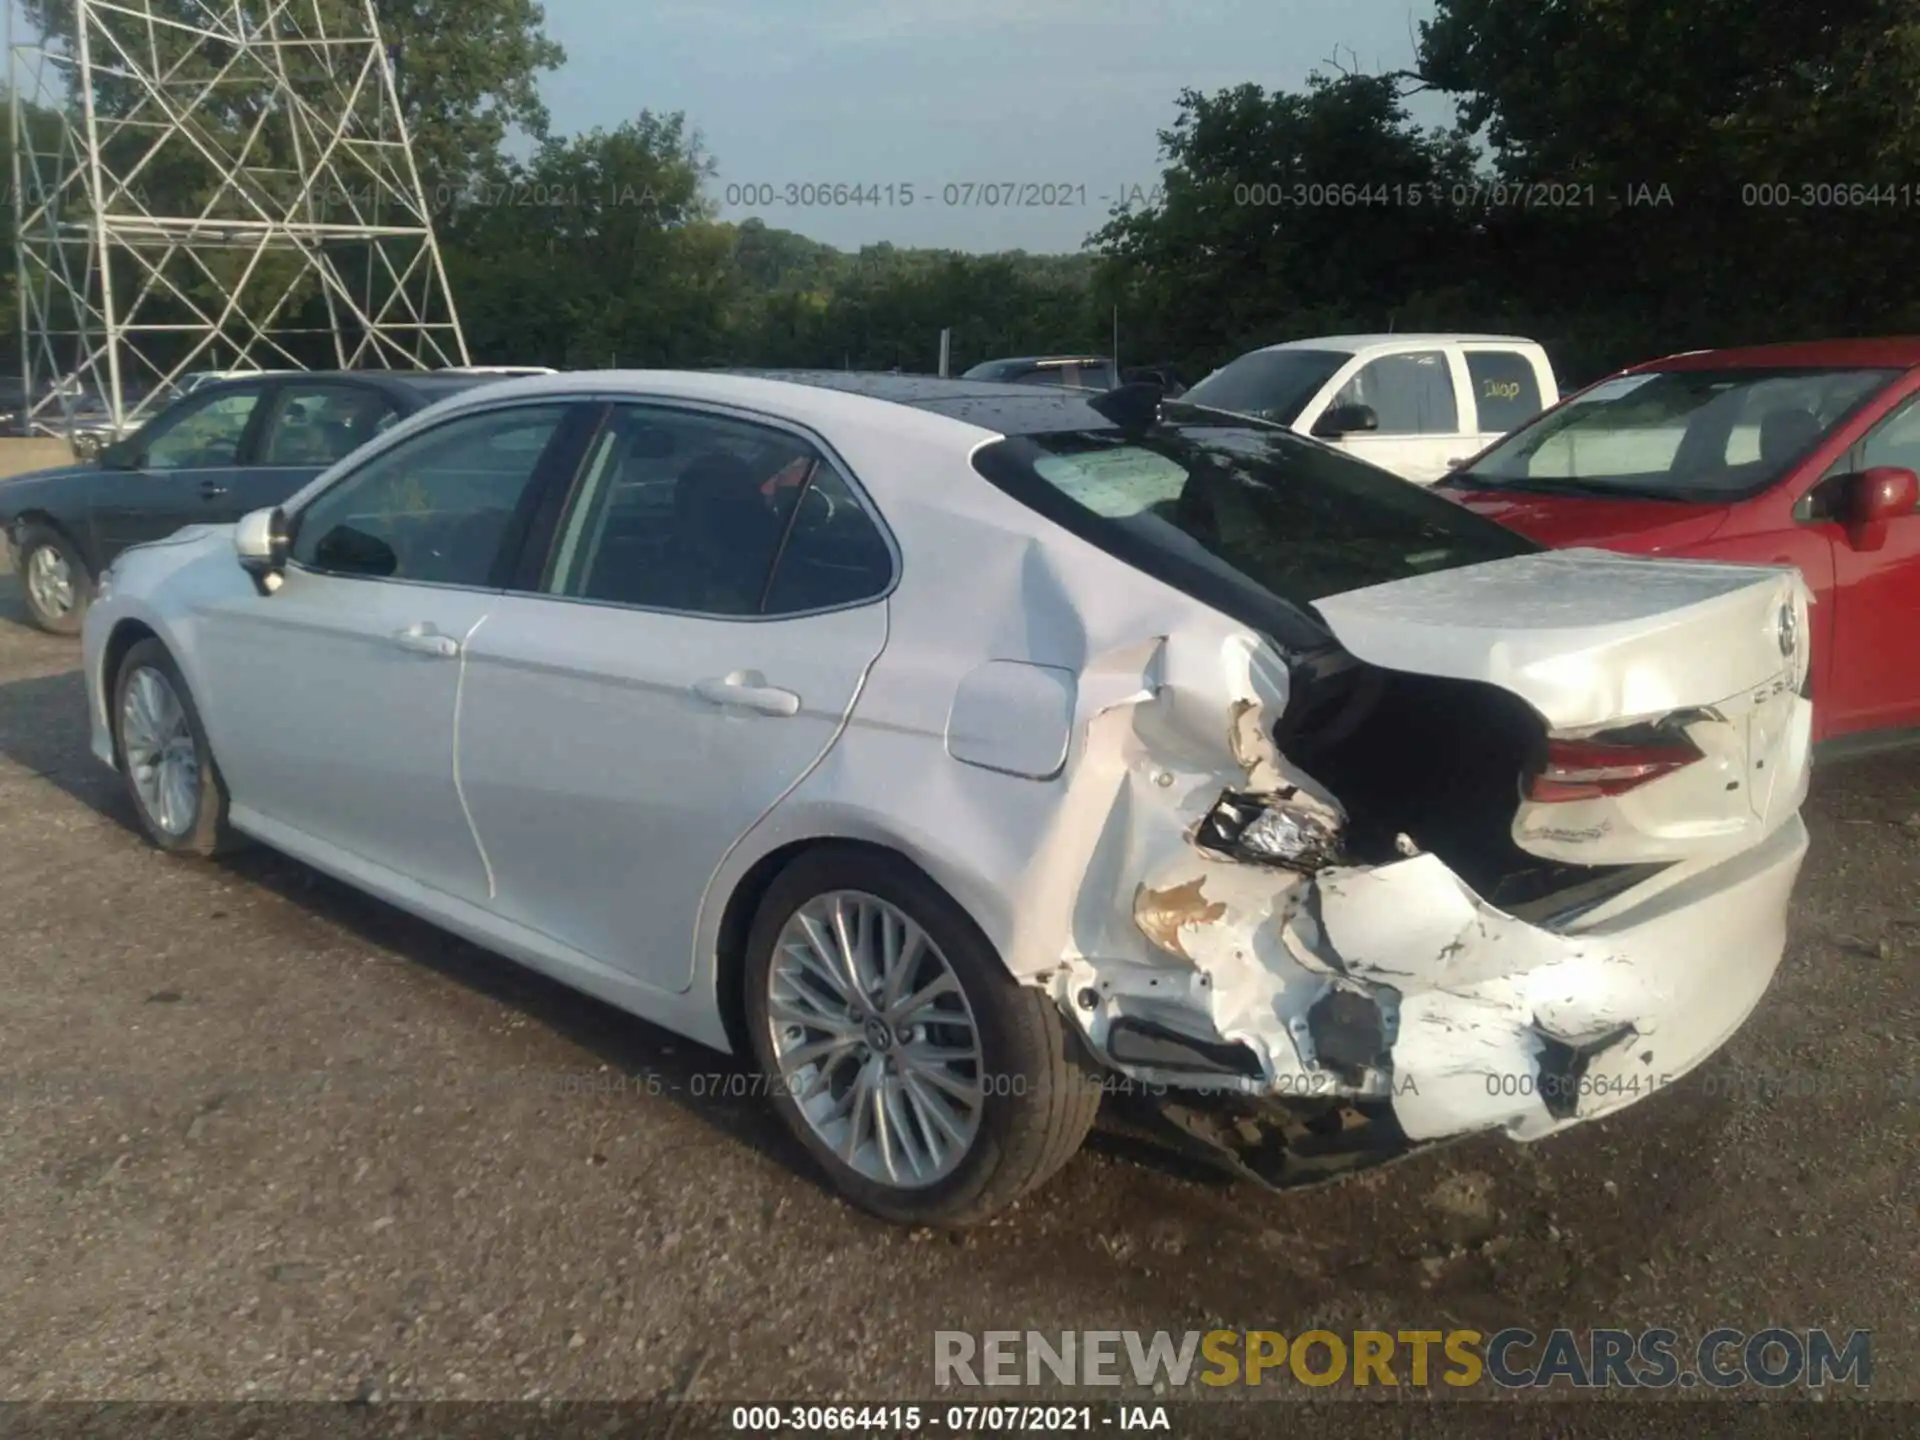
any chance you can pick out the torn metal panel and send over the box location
[1046,618,1810,1152]
[1131,876,1226,962]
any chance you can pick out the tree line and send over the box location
[7,0,1919,390]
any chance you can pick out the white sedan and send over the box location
[80,370,1813,1224]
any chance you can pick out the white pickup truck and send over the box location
[1181,333,1560,484]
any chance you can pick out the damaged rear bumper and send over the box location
[1057,813,1807,1183]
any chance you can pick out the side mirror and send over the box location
[234,506,291,595]
[1840,465,1919,552]
[96,438,138,469]
[1312,402,1379,439]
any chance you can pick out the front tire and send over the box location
[16,523,89,635]
[111,638,238,857]
[744,846,1103,1225]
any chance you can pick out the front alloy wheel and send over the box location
[16,524,89,634]
[111,638,238,857]
[121,665,201,838]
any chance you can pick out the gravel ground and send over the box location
[0,572,1913,1426]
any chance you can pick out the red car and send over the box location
[1436,339,1920,748]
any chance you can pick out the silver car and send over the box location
[81,370,1813,1224]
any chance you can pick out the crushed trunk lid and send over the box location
[1310,548,1812,867]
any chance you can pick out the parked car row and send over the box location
[47,365,1817,1224]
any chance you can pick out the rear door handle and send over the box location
[392,624,459,658]
[693,672,800,716]
[199,479,229,498]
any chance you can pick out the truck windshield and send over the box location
[1181,349,1349,424]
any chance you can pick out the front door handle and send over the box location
[392,624,459,658]
[199,479,229,498]
[693,672,800,716]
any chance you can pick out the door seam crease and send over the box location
[452,609,498,899]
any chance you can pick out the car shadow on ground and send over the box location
[0,659,1237,1223]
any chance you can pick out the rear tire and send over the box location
[15,523,89,635]
[744,846,1103,1225]
[111,638,240,857]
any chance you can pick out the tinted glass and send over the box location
[544,404,817,615]
[1850,393,1920,474]
[291,404,567,585]
[143,388,263,469]
[1182,349,1347,425]
[763,464,892,613]
[1465,351,1545,433]
[1332,351,1458,435]
[261,385,402,465]
[1462,367,1898,501]
[971,423,1538,627]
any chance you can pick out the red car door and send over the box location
[1793,383,1920,737]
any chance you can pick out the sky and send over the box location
[537,0,1447,254]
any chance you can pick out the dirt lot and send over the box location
[0,570,1914,1424]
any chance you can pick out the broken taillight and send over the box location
[1194,788,1345,871]
[1526,734,1704,804]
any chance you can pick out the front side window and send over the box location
[1330,351,1459,435]
[1461,367,1898,501]
[141,388,264,469]
[261,385,402,466]
[971,422,1538,639]
[1183,349,1349,425]
[290,404,568,586]
[543,404,891,616]
[1839,391,1920,475]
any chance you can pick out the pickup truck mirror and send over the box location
[1312,402,1379,439]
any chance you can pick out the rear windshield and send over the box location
[971,421,1539,643]
[1182,349,1349,424]
[1457,366,1899,500]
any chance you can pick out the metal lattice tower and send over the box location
[8,0,470,439]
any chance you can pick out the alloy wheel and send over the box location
[25,544,75,620]
[766,890,985,1189]
[121,666,200,837]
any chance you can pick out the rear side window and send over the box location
[763,465,894,614]
[1465,352,1545,433]
[261,384,402,466]
[541,403,891,617]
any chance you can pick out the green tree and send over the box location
[1091,74,1485,379]
[1417,0,1920,372]
[447,112,736,366]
